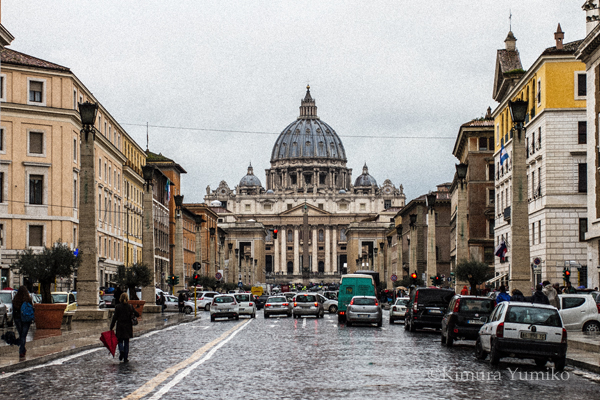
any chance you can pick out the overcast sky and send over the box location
[3,1,586,202]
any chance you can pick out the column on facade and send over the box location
[312,227,318,272]
[324,227,331,274]
[427,210,437,282]
[281,228,287,272]
[294,227,300,275]
[209,233,215,278]
[332,228,338,274]
[141,185,156,305]
[410,226,417,276]
[174,214,184,292]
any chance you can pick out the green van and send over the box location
[337,274,376,323]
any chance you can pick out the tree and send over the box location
[12,242,80,304]
[395,275,424,289]
[455,259,494,295]
[115,263,153,300]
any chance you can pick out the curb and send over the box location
[567,357,600,374]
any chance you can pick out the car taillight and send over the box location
[283,303,289,306]
[375,302,379,306]
[597,303,600,314]
[392,306,397,311]
[350,299,354,305]
[561,328,567,344]
[453,299,461,313]
[249,302,254,306]
[413,291,418,311]
[294,302,297,307]
[265,303,271,307]
[314,302,319,307]
[496,322,504,338]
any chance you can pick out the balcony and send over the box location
[503,206,511,221]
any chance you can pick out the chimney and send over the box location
[505,31,517,51]
[554,24,564,50]
[583,0,600,36]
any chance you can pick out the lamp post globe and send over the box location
[78,101,98,126]
[508,99,528,124]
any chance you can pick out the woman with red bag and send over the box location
[110,292,139,363]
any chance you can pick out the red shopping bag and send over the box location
[100,330,118,357]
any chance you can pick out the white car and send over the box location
[0,290,15,327]
[163,295,201,314]
[318,294,338,314]
[558,294,600,332]
[475,302,567,370]
[210,294,240,321]
[233,293,256,318]
[389,297,409,324]
[196,291,220,311]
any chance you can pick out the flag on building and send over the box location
[495,239,507,261]
[166,179,171,201]
[500,143,509,166]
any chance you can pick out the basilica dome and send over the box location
[354,164,377,187]
[270,86,347,163]
[239,163,262,187]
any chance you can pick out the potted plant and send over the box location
[455,259,495,295]
[115,263,153,316]
[11,242,80,329]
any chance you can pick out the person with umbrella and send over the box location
[110,292,139,363]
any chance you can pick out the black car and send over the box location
[405,287,455,332]
[255,294,270,310]
[441,295,495,347]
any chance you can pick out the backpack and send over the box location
[21,302,35,323]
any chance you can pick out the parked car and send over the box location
[475,302,567,370]
[254,294,270,310]
[282,292,296,302]
[0,298,8,328]
[389,297,409,324]
[292,293,324,318]
[31,294,41,304]
[101,294,115,308]
[233,293,256,318]
[441,295,495,346]
[318,294,338,314]
[558,294,600,332]
[346,296,382,327]
[321,291,338,301]
[163,294,201,314]
[405,288,455,332]
[51,291,77,312]
[0,290,15,326]
[264,295,292,318]
[210,294,240,321]
[196,291,220,311]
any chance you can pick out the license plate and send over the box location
[428,309,442,314]
[358,314,368,318]
[467,319,484,324]
[521,332,546,340]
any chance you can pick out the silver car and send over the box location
[264,296,292,318]
[210,294,240,321]
[318,294,338,314]
[0,290,15,327]
[389,297,409,324]
[292,293,324,318]
[0,298,8,328]
[346,296,382,327]
[197,291,220,311]
[163,294,201,314]
[233,293,256,318]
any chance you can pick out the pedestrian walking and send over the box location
[496,285,511,303]
[159,292,166,312]
[12,286,34,358]
[531,284,550,305]
[542,280,559,308]
[553,283,562,295]
[460,286,468,295]
[564,281,577,294]
[178,291,185,313]
[510,289,526,302]
[110,292,139,363]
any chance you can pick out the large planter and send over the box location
[34,303,67,329]
[128,300,146,319]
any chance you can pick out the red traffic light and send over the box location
[411,273,417,279]
[565,271,571,276]
[273,229,278,234]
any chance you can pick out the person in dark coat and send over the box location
[496,285,511,303]
[530,284,550,305]
[178,292,185,313]
[12,286,33,358]
[159,292,166,312]
[510,289,526,302]
[110,292,139,362]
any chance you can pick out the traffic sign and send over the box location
[533,257,541,265]
[215,272,222,280]
[390,274,398,282]
[238,281,243,288]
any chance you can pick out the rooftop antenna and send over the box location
[146,122,149,151]
[509,9,512,31]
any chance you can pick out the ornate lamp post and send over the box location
[409,213,418,282]
[194,214,205,276]
[140,164,161,306]
[396,225,403,279]
[386,236,392,290]
[227,242,233,284]
[209,227,216,279]
[508,99,531,295]
[235,248,240,285]
[426,192,437,285]
[74,101,106,320]
[218,232,225,283]
[173,194,184,293]
[453,163,469,291]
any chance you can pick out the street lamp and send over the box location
[409,214,417,227]
[142,164,155,184]
[426,192,436,209]
[78,101,98,140]
[209,227,216,237]
[508,99,528,138]
[174,194,184,217]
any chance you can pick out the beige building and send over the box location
[205,87,406,285]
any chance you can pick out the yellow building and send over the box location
[492,26,588,286]
[0,43,143,290]
[122,136,145,267]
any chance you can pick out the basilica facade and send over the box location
[205,87,405,285]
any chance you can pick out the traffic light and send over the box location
[193,262,201,271]
[431,274,441,286]
[410,272,418,285]
[563,268,571,283]
[167,275,175,286]
[273,229,278,240]
[174,275,180,285]
[190,273,200,286]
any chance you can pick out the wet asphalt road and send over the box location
[1,309,599,400]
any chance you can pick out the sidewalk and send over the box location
[0,311,195,373]
[566,332,600,374]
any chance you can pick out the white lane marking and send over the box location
[0,347,102,380]
[302,318,306,328]
[146,320,252,400]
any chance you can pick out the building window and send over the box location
[479,137,487,151]
[108,166,111,186]
[0,75,5,101]
[339,203,348,211]
[73,178,77,208]
[29,225,43,247]
[99,158,102,178]
[264,204,272,211]
[287,230,293,242]
[0,172,3,203]
[578,163,587,193]
[29,175,43,204]
[318,203,324,210]
[488,163,495,181]
[537,79,541,105]
[319,229,324,242]
[384,200,391,209]
[578,121,587,145]
[538,221,541,244]
[488,189,495,206]
[360,203,366,211]
[340,228,347,242]
[488,219,495,238]
[29,131,44,155]
[580,218,588,242]
[287,204,293,210]
[577,72,587,98]
[28,80,44,103]
[0,128,4,152]
[245,204,251,211]
[532,222,535,245]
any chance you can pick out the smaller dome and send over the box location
[339,189,347,194]
[354,164,377,187]
[266,189,275,194]
[210,200,222,207]
[239,163,262,187]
